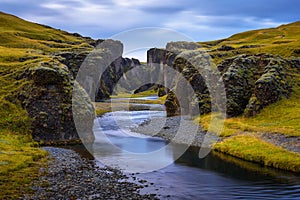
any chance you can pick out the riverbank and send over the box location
[131,116,220,147]
[23,147,158,199]
[132,116,300,173]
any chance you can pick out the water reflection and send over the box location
[69,106,300,199]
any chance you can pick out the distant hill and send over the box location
[0,11,95,51]
[199,21,300,63]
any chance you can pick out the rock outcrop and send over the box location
[15,39,141,144]
[57,47,141,101]
[18,60,95,144]
[95,56,140,100]
[219,54,293,117]
[147,42,295,118]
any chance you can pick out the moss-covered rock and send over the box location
[245,58,293,116]
[147,42,294,118]
[18,60,95,144]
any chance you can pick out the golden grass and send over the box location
[214,135,300,172]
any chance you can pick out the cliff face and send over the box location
[0,30,139,145]
[147,42,296,118]
[218,54,293,117]
[95,56,140,100]
[58,49,141,101]
[18,60,95,144]
[17,39,141,144]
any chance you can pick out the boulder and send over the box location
[18,60,95,144]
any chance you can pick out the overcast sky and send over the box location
[1,0,299,60]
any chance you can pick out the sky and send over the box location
[1,0,299,60]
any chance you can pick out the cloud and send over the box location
[0,0,299,42]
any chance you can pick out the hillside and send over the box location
[199,21,300,64]
[0,12,96,198]
[197,22,300,171]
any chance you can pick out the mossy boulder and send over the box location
[18,60,95,144]
[218,54,293,117]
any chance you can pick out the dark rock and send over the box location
[217,45,235,51]
[218,54,293,117]
[95,56,141,100]
[147,43,213,116]
[18,60,95,144]
[56,42,142,101]
[164,92,180,117]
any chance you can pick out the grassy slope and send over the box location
[196,22,300,172]
[214,135,300,173]
[199,21,300,64]
[0,12,93,198]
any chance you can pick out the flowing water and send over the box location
[86,97,300,199]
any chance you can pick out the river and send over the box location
[80,98,300,199]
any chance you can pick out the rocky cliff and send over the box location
[17,59,95,144]
[58,47,141,101]
[0,11,143,144]
[95,56,141,100]
[16,40,141,144]
[147,42,297,118]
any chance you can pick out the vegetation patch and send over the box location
[0,130,48,198]
[213,135,300,173]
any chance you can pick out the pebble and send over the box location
[22,147,159,200]
[259,133,300,154]
[131,116,220,147]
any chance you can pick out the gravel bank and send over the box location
[131,116,221,147]
[23,147,158,200]
[131,116,300,155]
[259,133,300,154]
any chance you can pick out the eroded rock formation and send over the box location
[16,39,141,144]
[147,42,295,118]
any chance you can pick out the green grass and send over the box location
[0,127,48,199]
[199,21,300,64]
[111,89,158,98]
[0,100,48,198]
[0,131,47,175]
[214,135,300,172]
[0,12,91,53]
